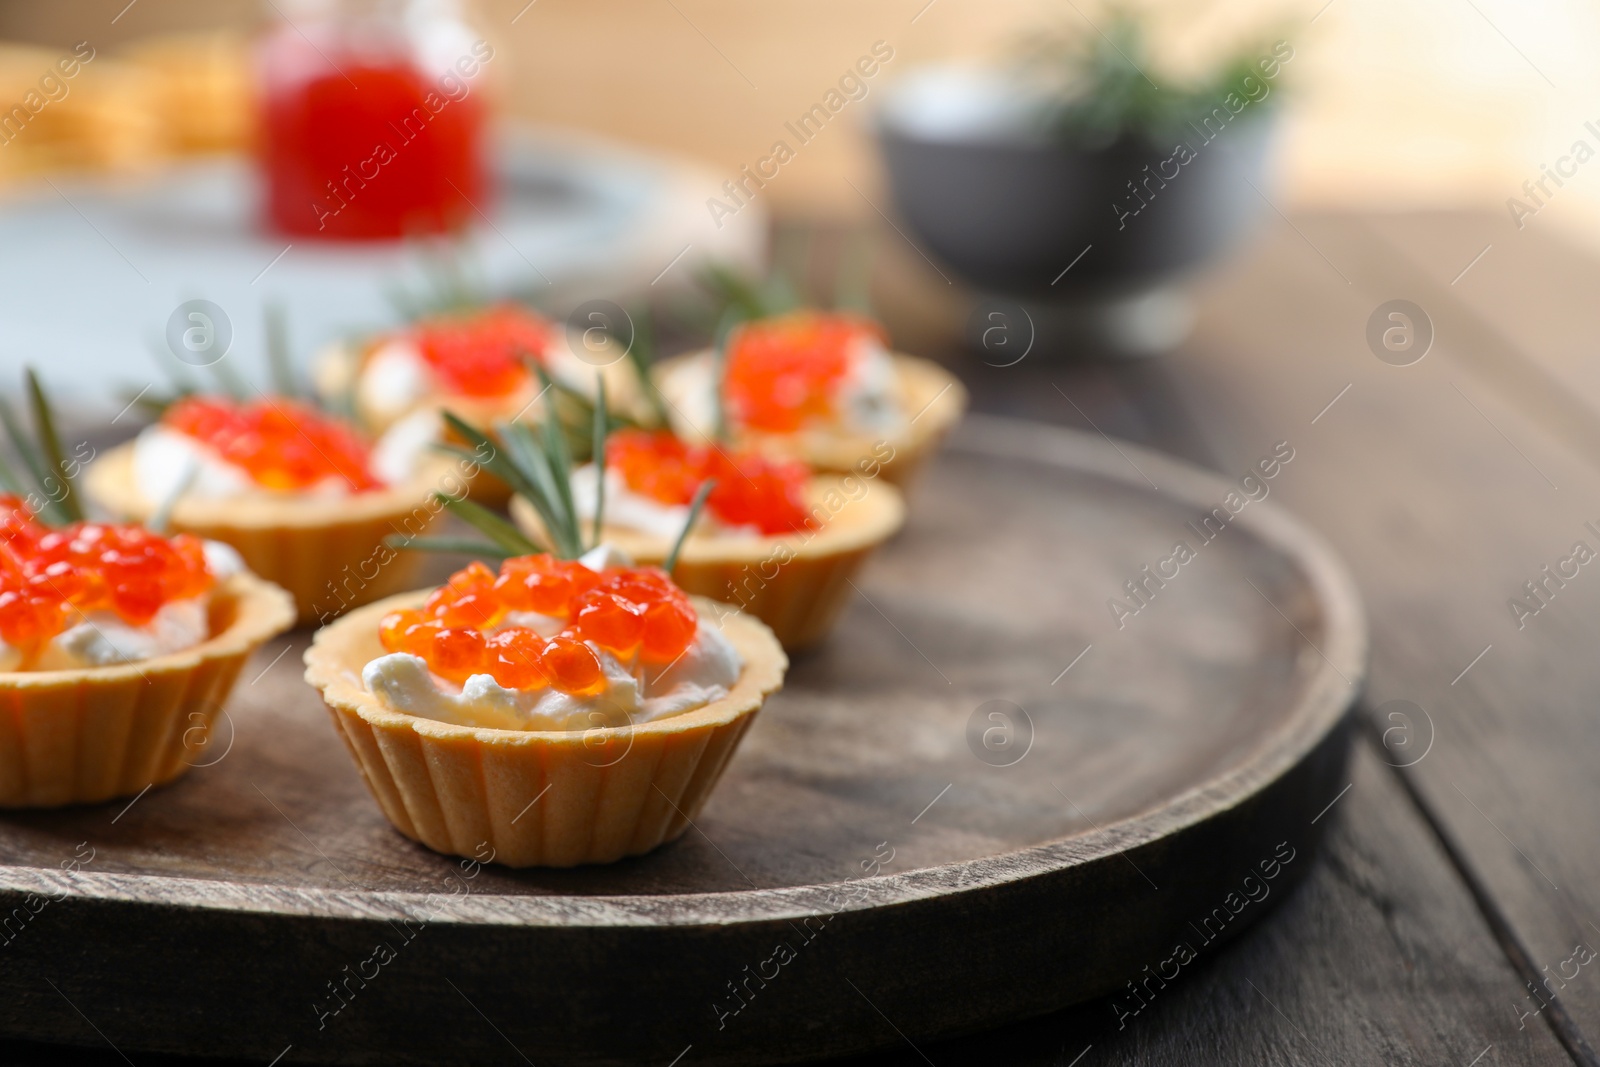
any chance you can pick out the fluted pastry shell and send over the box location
[0,572,294,808]
[86,445,463,625]
[511,474,905,649]
[304,593,787,868]
[654,351,966,491]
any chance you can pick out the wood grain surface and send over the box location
[7,209,1598,1067]
[0,418,1361,1065]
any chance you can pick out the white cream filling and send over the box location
[132,410,435,504]
[569,465,761,541]
[356,339,431,427]
[32,598,211,671]
[0,540,242,672]
[838,336,907,434]
[360,545,745,730]
[368,409,440,487]
[660,335,906,438]
[355,330,596,420]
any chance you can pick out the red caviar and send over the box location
[165,396,380,492]
[607,430,814,535]
[408,305,550,399]
[0,497,213,664]
[724,312,887,433]
[378,554,700,696]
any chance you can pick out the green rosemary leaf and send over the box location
[384,534,516,559]
[433,492,541,556]
[148,338,200,396]
[701,263,772,320]
[710,314,737,444]
[207,355,252,402]
[0,448,25,496]
[428,441,487,467]
[773,224,815,305]
[0,394,61,523]
[591,377,607,550]
[663,478,714,575]
[624,307,671,429]
[264,300,297,398]
[439,412,541,506]
[528,365,580,553]
[25,369,82,522]
[501,420,573,557]
[543,412,579,553]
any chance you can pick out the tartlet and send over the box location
[654,311,966,489]
[316,304,558,436]
[0,571,293,807]
[305,563,787,868]
[0,485,295,807]
[85,397,461,625]
[314,304,638,504]
[511,430,905,649]
[0,373,295,807]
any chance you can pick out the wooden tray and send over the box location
[0,416,1366,1066]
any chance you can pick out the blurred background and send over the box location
[0,0,1593,384]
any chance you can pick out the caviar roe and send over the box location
[165,396,381,492]
[408,305,551,399]
[724,312,887,433]
[0,496,213,664]
[607,430,815,535]
[378,555,699,695]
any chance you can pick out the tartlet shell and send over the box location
[655,351,967,490]
[511,473,906,649]
[303,593,787,868]
[86,445,460,625]
[0,572,295,808]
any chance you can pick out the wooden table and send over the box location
[807,208,1600,1067]
[7,209,1598,1065]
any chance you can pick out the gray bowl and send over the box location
[872,66,1274,302]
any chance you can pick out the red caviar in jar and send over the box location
[607,430,813,535]
[377,553,700,695]
[165,396,381,492]
[0,497,214,664]
[724,312,887,433]
[409,305,550,399]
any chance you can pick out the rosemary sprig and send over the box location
[519,352,641,459]
[434,491,542,556]
[710,308,743,444]
[0,368,84,524]
[207,353,253,402]
[432,408,591,559]
[591,377,607,547]
[663,479,714,574]
[414,393,712,579]
[384,534,516,559]
[26,369,83,522]
[623,306,671,429]
[698,262,798,323]
[264,300,298,398]
[127,304,330,421]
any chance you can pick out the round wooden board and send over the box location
[0,416,1366,1066]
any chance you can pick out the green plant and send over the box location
[388,384,710,566]
[0,368,85,524]
[1018,8,1283,148]
[122,301,317,420]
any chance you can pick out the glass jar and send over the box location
[255,0,492,240]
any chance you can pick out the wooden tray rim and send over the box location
[0,415,1368,927]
